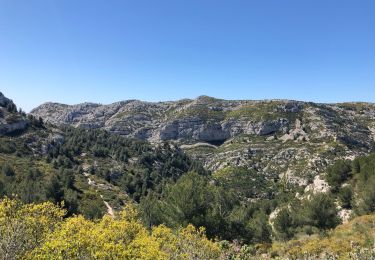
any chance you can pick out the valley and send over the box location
[1,91,375,259]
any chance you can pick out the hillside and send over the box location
[245,214,375,259]
[0,122,204,217]
[0,93,205,220]
[0,92,28,135]
[31,96,375,146]
[2,92,375,258]
[31,96,375,187]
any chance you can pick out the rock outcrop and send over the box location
[30,96,375,184]
[0,120,28,135]
[0,92,28,135]
[31,97,303,143]
[31,97,375,147]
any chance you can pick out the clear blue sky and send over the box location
[1,0,374,111]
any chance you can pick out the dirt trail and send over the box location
[82,160,115,217]
[101,195,114,217]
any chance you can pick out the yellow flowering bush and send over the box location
[3,197,375,259]
[151,224,221,259]
[0,197,65,259]
[268,214,375,259]
[6,202,222,259]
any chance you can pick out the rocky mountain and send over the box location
[0,92,28,135]
[31,96,298,142]
[31,96,375,186]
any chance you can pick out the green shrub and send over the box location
[326,160,352,192]
[338,186,353,209]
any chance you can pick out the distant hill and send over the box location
[31,96,375,186]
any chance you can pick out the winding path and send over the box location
[82,162,115,217]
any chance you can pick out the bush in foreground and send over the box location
[0,198,221,259]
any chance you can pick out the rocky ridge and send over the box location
[30,96,312,142]
[31,96,375,185]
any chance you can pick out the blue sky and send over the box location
[1,0,374,111]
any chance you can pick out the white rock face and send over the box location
[0,121,28,135]
[304,176,330,194]
[269,207,281,230]
[31,97,375,154]
[280,119,309,142]
[370,127,375,141]
[31,98,306,143]
[338,208,352,223]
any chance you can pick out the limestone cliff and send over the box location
[31,96,375,181]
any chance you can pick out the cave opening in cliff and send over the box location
[206,139,226,146]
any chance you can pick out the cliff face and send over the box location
[31,96,375,183]
[0,92,28,135]
[31,96,375,143]
[30,96,305,142]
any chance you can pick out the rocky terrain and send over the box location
[0,92,28,135]
[31,96,375,185]
[31,96,298,142]
[3,91,375,256]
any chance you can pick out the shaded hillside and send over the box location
[0,92,205,219]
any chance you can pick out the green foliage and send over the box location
[0,140,16,154]
[142,172,210,229]
[213,167,274,200]
[54,127,204,201]
[18,168,45,203]
[1,164,15,177]
[0,125,207,222]
[273,194,341,241]
[338,186,353,209]
[356,177,375,215]
[226,101,302,123]
[246,211,272,243]
[79,191,106,220]
[343,154,375,215]
[269,214,375,259]
[45,175,64,203]
[302,193,340,230]
[0,198,222,259]
[326,160,352,192]
[140,171,274,243]
[6,102,17,113]
[27,114,44,128]
[273,208,293,241]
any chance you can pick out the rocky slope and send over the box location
[0,92,28,135]
[31,96,300,142]
[31,96,375,185]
